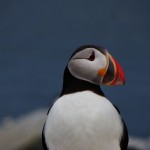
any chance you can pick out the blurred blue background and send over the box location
[0,0,150,137]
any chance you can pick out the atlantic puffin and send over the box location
[42,45,128,150]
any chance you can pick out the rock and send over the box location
[0,108,149,150]
[129,137,150,150]
[0,109,47,150]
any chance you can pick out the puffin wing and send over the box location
[42,97,59,150]
[113,105,128,150]
[120,119,128,150]
[42,123,48,150]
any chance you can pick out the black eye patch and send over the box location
[88,51,95,61]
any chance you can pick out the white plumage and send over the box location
[44,91,123,150]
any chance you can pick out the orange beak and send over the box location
[98,52,125,86]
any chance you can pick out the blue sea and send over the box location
[0,0,150,137]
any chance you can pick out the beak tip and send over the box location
[116,80,125,85]
[100,51,126,86]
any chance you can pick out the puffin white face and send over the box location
[68,48,107,84]
[68,46,125,86]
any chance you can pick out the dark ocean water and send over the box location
[0,0,150,137]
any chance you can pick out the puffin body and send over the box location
[43,45,128,150]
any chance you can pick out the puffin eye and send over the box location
[88,51,95,61]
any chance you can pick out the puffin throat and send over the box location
[60,67,105,97]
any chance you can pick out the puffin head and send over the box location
[68,45,125,86]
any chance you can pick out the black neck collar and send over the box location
[60,67,105,97]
